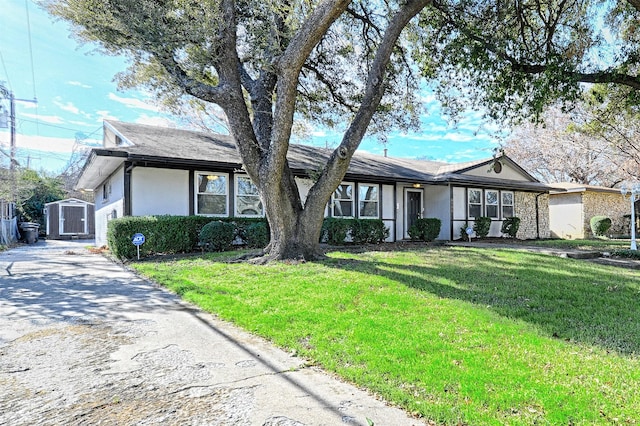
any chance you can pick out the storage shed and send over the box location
[45,198,95,240]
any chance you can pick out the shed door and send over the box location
[61,205,86,234]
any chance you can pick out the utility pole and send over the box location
[0,83,38,208]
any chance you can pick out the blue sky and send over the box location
[0,0,501,174]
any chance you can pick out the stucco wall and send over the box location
[94,166,125,247]
[515,192,549,240]
[131,168,189,216]
[549,193,584,239]
[582,192,628,237]
[424,185,451,240]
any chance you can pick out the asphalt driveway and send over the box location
[0,239,423,426]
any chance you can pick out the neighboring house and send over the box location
[75,121,555,247]
[549,183,632,239]
[44,198,95,240]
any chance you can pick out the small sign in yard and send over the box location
[466,227,473,243]
[132,233,145,260]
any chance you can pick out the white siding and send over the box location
[463,162,530,181]
[295,178,313,206]
[94,166,125,247]
[381,184,395,242]
[424,185,450,240]
[131,168,189,216]
[451,187,467,239]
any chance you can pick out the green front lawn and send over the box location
[132,247,640,425]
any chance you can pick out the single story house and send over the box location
[44,198,95,240]
[549,183,634,239]
[75,121,556,247]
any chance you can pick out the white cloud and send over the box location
[95,110,119,122]
[135,115,176,127]
[20,112,64,124]
[0,131,77,153]
[108,93,160,112]
[53,97,80,115]
[67,81,92,89]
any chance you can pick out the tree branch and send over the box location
[304,0,431,216]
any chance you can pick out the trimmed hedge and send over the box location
[408,218,442,242]
[321,218,389,245]
[590,215,612,237]
[199,221,235,251]
[501,217,521,238]
[473,216,492,238]
[107,215,268,259]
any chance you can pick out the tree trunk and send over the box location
[258,167,326,261]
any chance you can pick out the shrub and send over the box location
[321,218,389,245]
[408,218,441,242]
[244,222,270,248]
[321,218,352,245]
[590,216,612,237]
[107,215,269,259]
[611,249,640,260]
[199,221,236,251]
[107,215,214,259]
[351,219,389,244]
[501,217,521,238]
[473,216,492,238]
[459,223,472,241]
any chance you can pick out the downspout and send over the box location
[124,162,133,217]
[535,192,545,239]
[449,182,453,241]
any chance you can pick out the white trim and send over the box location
[59,202,88,235]
[404,188,424,239]
[357,183,380,219]
[331,182,355,218]
[234,175,264,217]
[195,171,229,217]
[468,188,482,219]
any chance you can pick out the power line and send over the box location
[24,0,37,102]
[0,51,12,91]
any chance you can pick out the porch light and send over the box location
[412,183,421,188]
[207,174,219,181]
[620,182,640,251]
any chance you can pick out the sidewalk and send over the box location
[0,240,424,426]
[446,240,640,269]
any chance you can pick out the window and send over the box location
[235,176,263,217]
[502,191,514,218]
[332,183,354,217]
[358,184,379,218]
[196,173,228,216]
[102,181,111,201]
[468,189,482,218]
[485,190,499,218]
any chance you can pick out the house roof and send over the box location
[75,120,555,193]
[549,182,623,195]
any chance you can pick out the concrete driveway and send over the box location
[0,240,423,426]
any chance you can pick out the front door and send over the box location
[61,205,86,234]
[406,190,422,238]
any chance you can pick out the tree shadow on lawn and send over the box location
[325,247,640,355]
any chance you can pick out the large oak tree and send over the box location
[44,0,640,260]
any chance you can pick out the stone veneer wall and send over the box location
[515,192,550,240]
[582,192,628,237]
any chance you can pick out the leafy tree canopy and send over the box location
[41,0,640,259]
